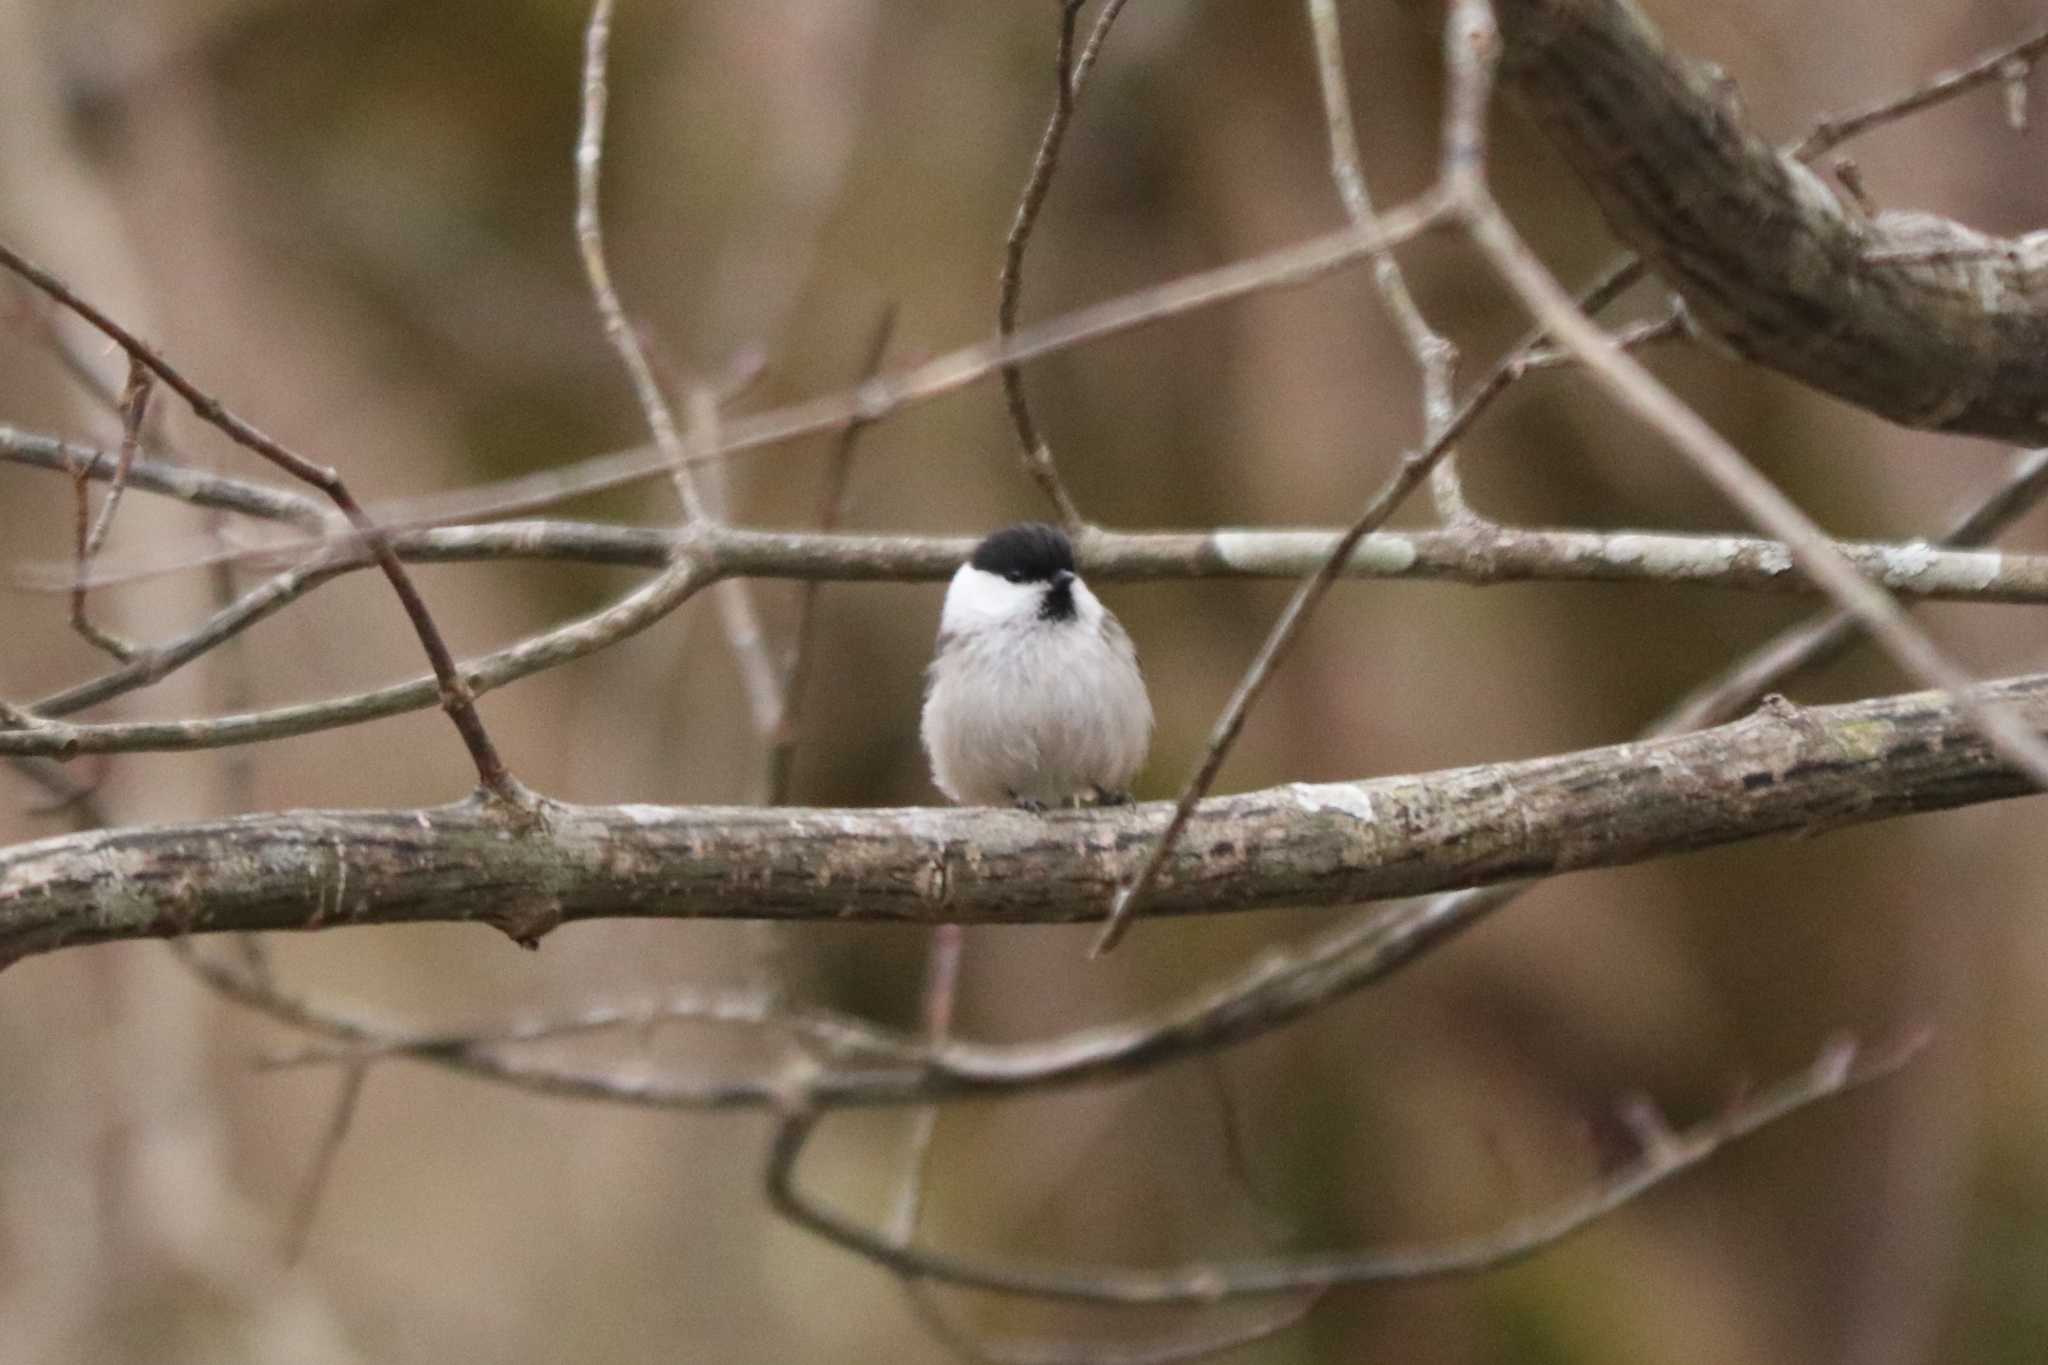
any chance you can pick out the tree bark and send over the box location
[4,675,2042,965]
[1494,0,2048,443]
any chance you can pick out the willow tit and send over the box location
[921,523,1152,808]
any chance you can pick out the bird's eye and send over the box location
[1005,571,1026,583]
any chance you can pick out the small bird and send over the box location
[921,523,1152,808]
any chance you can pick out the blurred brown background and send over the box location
[3,0,2047,1360]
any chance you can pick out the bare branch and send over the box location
[11,674,2048,964]
[1790,21,2048,161]
[998,0,1132,528]
[1492,0,2048,445]
[1307,0,1470,521]
[1456,0,2048,794]
[0,555,712,760]
[13,509,2048,769]
[576,0,707,525]
[0,192,1456,593]
[281,1060,367,1263]
[0,241,523,802]
[763,1034,1922,1303]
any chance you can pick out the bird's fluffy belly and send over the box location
[923,626,1146,805]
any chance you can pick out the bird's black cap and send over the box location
[970,522,1075,584]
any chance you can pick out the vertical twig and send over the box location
[575,0,708,525]
[1306,0,1471,522]
[84,360,154,558]
[766,305,897,805]
[578,0,794,786]
[887,921,964,1244]
[685,387,788,742]
[282,1060,369,1262]
[998,0,1133,529]
[64,361,155,661]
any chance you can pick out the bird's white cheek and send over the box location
[940,566,1038,634]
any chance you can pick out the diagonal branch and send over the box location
[763,1034,1921,1303]
[1491,0,2048,445]
[0,242,523,802]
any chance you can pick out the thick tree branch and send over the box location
[1493,0,2048,444]
[7,674,2048,964]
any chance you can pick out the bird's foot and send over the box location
[1089,786,1134,807]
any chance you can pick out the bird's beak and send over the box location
[1052,570,1075,588]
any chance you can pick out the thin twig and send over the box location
[686,386,788,745]
[0,241,522,802]
[1658,445,2048,734]
[15,511,2048,761]
[576,0,707,525]
[83,360,153,558]
[1450,0,2048,796]
[1087,9,1488,954]
[1307,0,1470,522]
[764,1033,1922,1303]
[1790,21,2048,160]
[887,921,965,1245]
[1091,434,1447,953]
[767,306,896,804]
[2,196,1455,592]
[64,444,140,661]
[0,554,713,758]
[282,1060,368,1262]
[998,0,1132,528]
[576,14,790,768]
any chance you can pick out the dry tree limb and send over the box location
[0,243,524,802]
[23,435,2048,605]
[10,670,2048,965]
[19,442,2048,606]
[12,511,2048,765]
[0,555,714,761]
[763,1033,1922,1304]
[0,190,1457,593]
[195,444,2048,1126]
[1491,0,2048,444]
[1451,0,2048,799]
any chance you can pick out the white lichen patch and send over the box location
[1881,542,2001,593]
[1753,542,1794,576]
[1886,539,1938,582]
[1286,781,1376,824]
[1212,529,1417,576]
[1607,533,1743,580]
[1604,533,1648,565]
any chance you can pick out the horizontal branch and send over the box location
[6,673,2047,964]
[13,434,2048,604]
[1493,0,2048,443]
